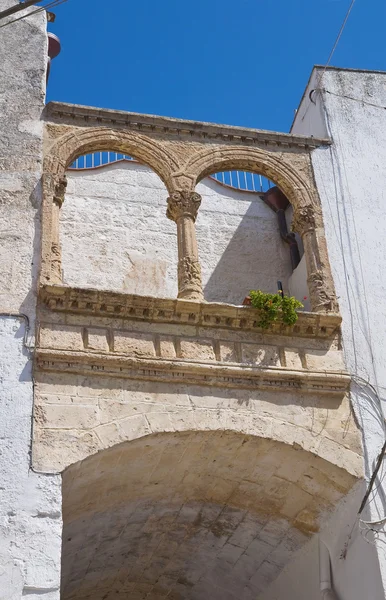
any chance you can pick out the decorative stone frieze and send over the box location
[39,285,342,338]
[36,284,350,395]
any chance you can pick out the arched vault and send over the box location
[61,430,358,600]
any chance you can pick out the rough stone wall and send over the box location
[62,163,293,303]
[0,3,45,318]
[33,367,362,476]
[0,6,62,599]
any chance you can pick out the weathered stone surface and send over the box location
[33,368,362,476]
[0,8,62,600]
[59,431,356,600]
[0,318,62,600]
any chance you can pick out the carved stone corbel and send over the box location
[167,191,203,300]
[51,175,67,283]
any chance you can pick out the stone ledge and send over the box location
[35,348,350,396]
[45,102,331,149]
[39,285,342,340]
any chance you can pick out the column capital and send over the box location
[53,175,67,208]
[166,191,201,223]
[292,205,316,235]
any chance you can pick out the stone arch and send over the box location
[60,430,358,600]
[181,146,319,214]
[44,127,180,193]
[40,128,181,285]
[178,146,339,312]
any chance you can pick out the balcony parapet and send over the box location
[37,285,348,397]
[39,285,341,339]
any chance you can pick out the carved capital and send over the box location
[292,205,316,235]
[178,257,203,300]
[307,270,338,312]
[167,191,201,222]
[53,175,67,208]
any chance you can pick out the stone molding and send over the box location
[36,284,349,396]
[35,348,350,396]
[39,285,342,339]
[45,101,330,149]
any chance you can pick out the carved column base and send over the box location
[50,242,62,284]
[307,271,338,313]
[178,257,203,300]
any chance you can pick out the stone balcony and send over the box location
[37,284,348,396]
[33,284,361,479]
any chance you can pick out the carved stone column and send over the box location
[51,175,67,283]
[167,191,203,300]
[292,205,338,312]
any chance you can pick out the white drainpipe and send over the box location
[319,540,339,600]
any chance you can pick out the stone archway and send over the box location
[61,430,357,600]
[40,128,181,285]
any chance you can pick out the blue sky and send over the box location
[47,0,385,133]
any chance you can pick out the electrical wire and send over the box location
[324,89,386,111]
[299,0,356,125]
[315,0,356,91]
[0,0,68,29]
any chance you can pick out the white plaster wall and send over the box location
[289,67,386,598]
[63,163,178,298]
[288,255,310,311]
[0,6,62,599]
[196,179,293,304]
[0,318,62,600]
[63,165,293,303]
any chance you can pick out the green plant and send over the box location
[249,290,303,329]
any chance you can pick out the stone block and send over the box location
[305,349,345,371]
[282,348,303,369]
[241,344,279,367]
[159,336,176,358]
[39,324,83,351]
[35,403,100,430]
[219,342,237,363]
[118,414,151,441]
[114,331,155,357]
[87,328,110,352]
[179,339,216,361]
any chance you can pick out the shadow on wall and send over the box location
[197,181,293,305]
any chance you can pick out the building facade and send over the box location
[0,5,385,600]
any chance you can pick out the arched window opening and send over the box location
[61,152,178,298]
[195,170,309,308]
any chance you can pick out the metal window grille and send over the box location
[69,152,273,193]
